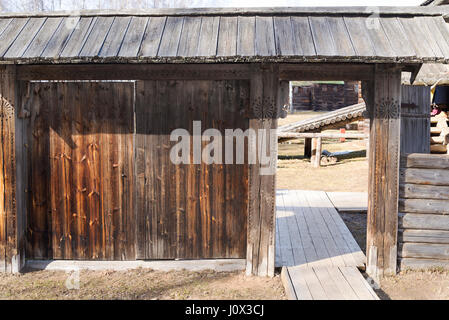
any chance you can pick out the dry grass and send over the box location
[0,269,286,300]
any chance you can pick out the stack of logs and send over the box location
[431,111,449,154]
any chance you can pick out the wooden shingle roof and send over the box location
[0,7,449,64]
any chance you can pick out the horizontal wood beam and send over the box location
[400,229,449,244]
[399,198,449,214]
[17,64,253,81]
[400,168,449,186]
[399,243,449,260]
[18,63,379,82]
[399,213,449,230]
[279,63,375,81]
[400,258,449,270]
[401,153,449,169]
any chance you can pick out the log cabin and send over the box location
[0,6,449,277]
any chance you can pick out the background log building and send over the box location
[0,6,449,277]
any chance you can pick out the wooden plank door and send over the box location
[135,80,249,260]
[26,81,135,260]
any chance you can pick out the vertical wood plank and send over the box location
[217,17,238,57]
[0,65,23,272]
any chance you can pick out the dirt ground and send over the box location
[0,269,286,300]
[277,134,369,192]
[377,270,449,300]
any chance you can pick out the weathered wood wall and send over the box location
[399,153,449,269]
[135,80,249,260]
[0,65,26,273]
[25,81,136,260]
[24,78,251,262]
[400,85,431,154]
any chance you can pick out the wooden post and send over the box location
[247,64,278,277]
[364,65,401,279]
[312,137,322,168]
[304,137,312,158]
[0,65,25,273]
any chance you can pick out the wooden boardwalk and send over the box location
[327,192,367,213]
[276,190,379,300]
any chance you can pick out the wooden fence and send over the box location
[399,153,449,270]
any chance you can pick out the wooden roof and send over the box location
[0,7,449,64]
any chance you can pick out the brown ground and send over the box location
[0,269,286,300]
[277,134,368,192]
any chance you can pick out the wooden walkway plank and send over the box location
[339,266,379,300]
[316,191,361,267]
[322,192,366,267]
[294,190,332,267]
[276,190,377,300]
[297,266,328,300]
[326,192,368,213]
[325,266,359,300]
[276,192,295,267]
[286,190,318,267]
[300,190,341,266]
[275,193,282,267]
[313,266,344,300]
[280,266,298,300]
[307,191,347,267]
[286,265,313,300]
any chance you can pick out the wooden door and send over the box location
[135,80,249,259]
[26,81,135,260]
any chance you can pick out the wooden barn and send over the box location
[0,7,449,277]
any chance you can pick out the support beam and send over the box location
[364,65,401,279]
[247,64,278,277]
[0,65,24,273]
[17,64,252,81]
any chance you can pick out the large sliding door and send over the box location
[135,80,249,259]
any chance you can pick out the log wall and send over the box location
[399,153,449,270]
